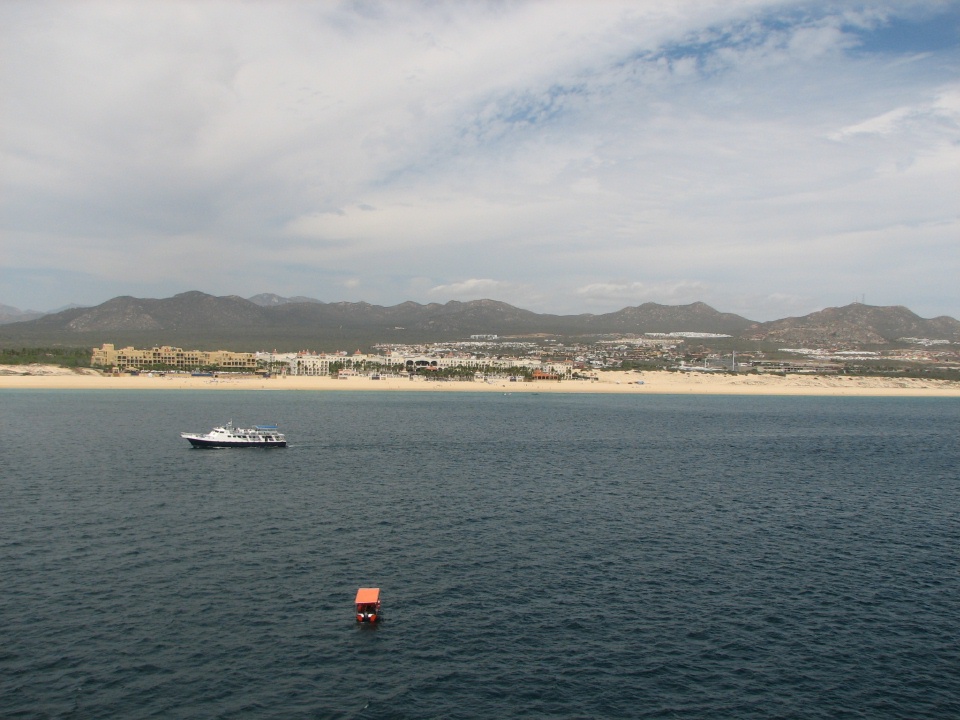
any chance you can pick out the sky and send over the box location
[2,1,958,320]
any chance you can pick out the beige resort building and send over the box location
[91,344,258,372]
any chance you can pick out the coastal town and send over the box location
[88,332,960,381]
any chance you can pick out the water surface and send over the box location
[2,391,958,718]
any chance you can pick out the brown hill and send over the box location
[0,292,753,350]
[602,302,752,335]
[739,303,960,345]
[3,293,956,351]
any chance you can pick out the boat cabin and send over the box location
[355,587,381,623]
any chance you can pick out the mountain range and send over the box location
[0,303,45,324]
[1,291,958,351]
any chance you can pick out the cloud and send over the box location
[428,278,516,299]
[1,1,958,321]
[575,281,711,307]
[284,196,558,248]
[830,84,960,138]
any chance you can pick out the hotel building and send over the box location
[91,344,258,371]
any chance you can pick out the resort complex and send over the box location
[88,335,960,380]
[91,344,260,372]
[89,343,574,378]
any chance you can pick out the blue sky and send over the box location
[1,0,958,320]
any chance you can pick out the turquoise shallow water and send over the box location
[2,391,959,718]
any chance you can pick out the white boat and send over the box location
[181,421,287,448]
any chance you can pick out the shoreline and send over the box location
[2,365,959,397]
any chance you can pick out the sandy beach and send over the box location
[2,364,959,397]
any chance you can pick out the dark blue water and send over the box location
[2,391,959,719]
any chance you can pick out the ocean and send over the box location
[2,390,958,719]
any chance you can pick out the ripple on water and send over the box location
[1,392,959,718]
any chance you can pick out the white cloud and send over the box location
[830,84,960,139]
[1,0,958,321]
[428,279,512,298]
[575,281,711,307]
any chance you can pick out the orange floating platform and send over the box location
[355,587,381,623]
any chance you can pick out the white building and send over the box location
[255,349,573,378]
